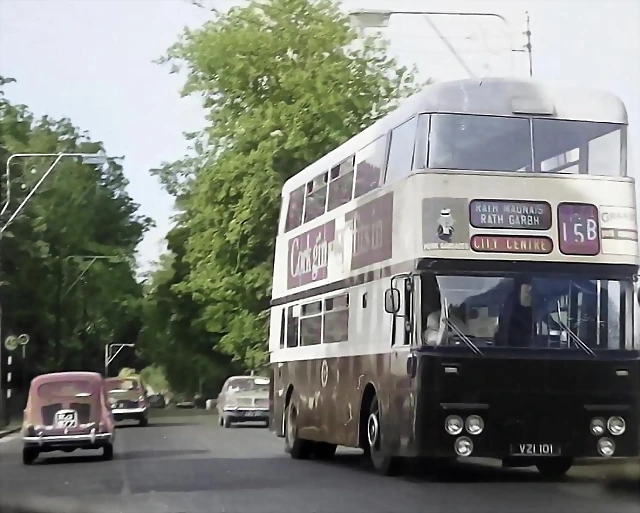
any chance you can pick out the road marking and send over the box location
[0,434,19,444]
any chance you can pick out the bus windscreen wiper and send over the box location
[554,304,595,357]
[444,317,483,356]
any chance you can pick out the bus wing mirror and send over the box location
[384,288,401,314]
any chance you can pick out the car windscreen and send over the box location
[228,378,270,393]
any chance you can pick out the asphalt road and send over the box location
[0,413,638,513]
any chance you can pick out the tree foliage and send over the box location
[137,225,239,396]
[145,0,418,370]
[0,76,152,388]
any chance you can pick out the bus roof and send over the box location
[283,77,628,194]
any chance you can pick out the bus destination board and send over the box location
[557,203,600,255]
[469,199,552,230]
[471,235,553,254]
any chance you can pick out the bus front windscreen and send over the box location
[423,273,636,351]
[425,113,626,176]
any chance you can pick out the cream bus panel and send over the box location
[272,172,637,301]
[415,172,637,264]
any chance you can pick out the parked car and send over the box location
[21,371,116,465]
[217,375,270,428]
[175,396,196,409]
[148,393,166,409]
[105,376,149,426]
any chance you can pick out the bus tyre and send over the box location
[367,396,402,476]
[313,442,337,460]
[284,399,312,459]
[22,447,38,465]
[102,443,114,461]
[536,457,573,479]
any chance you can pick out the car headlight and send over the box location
[445,415,464,435]
[607,416,626,436]
[590,417,606,436]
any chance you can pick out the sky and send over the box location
[1,0,639,274]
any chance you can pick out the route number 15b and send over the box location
[561,218,598,243]
[558,204,600,256]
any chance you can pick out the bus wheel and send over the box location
[313,442,337,460]
[367,396,402,476]
[284,398,311,459]
[536,457,573,479]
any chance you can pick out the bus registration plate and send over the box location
[511,443,560,456]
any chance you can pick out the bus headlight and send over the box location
[454,436,473,457]
[465,415,484,435]
[597,437,615,457]
[445,415,463,435]
[607,416,626,436]
[590,417,606,436]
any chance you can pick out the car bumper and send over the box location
[23,432,112,448]
[223,408,269,420]
[112,407,148,421]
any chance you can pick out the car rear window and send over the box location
[106,379,140,392]
[37,380,95,399]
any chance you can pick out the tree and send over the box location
[0,76,151,386]
[137,224,239,397]
[157,0,419,368]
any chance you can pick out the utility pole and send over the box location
[525,11,533,77]
[54,247,63,368]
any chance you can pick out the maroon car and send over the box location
[21,372,116,464]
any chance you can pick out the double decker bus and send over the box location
[268,77,640,477]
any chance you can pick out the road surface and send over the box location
[0,413,637,513]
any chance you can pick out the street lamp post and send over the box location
[1,152,109,233]
[104,343,135,378]
[0,152,109,425]
[348,9,532,79]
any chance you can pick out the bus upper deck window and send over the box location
[533,119,626,176]
[303,173,328,222]
[328,156,355,211]
[428,114,532,172]
[385,116,419,184]
[354,135,387,198]
[284,186,305,232]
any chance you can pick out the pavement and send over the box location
[0,412,638,513]
[0,421,21,439]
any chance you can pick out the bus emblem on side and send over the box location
[321,360,329,388]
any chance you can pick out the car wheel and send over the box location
[223,415,232,428]
[22,447,38,465]
[139,416,149,427]
[102,443,114,461]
